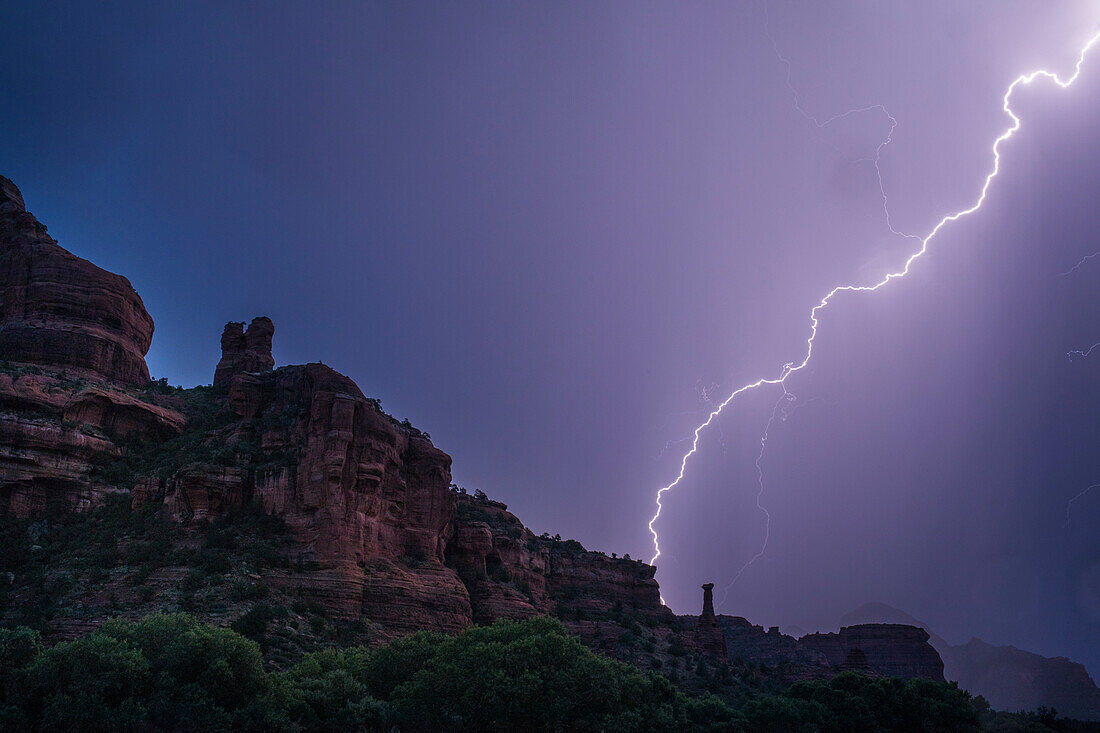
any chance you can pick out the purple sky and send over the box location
[2,1,1100,674]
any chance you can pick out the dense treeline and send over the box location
[0,612,1055,732]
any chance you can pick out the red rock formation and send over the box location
[798,624,944,680]
[445,493,672,629]
[0,370,183,516]
[693,583,728,659]
[0,412,119,514]
[213,317,275,387]
[162,465,249,523]
[0,176,154,386]
[545,546,668,622]
[186,359,472,635]
[838,647,873,674]
[0,177,183,514]
[0,181,962,674]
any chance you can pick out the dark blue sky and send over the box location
[3,1,1100,674]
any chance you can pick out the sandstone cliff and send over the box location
[0,176,154,386]
[718,616,826,667]
[446,492,669,626]
[0,177,184,515]
[696,615,944,680]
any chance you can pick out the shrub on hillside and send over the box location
[0,613,999,732]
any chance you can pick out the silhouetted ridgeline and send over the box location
[841,602,1100,721]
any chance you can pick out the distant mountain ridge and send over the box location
[841,602,1100,720]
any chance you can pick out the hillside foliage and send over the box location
[0,613,1002,732]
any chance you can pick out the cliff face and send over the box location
[129,356,683,642]
[718,616,826,667]
[445,493,670,628]
[134,357,472,637]
[708,617,943,680]
[0,177,184,515]
[0,176,153,386]
[0,370,184,515]
[129,316,669,640]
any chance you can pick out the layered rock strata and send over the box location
[0,176,154,386]
[0,177,182,515]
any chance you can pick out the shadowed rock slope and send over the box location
[842,602,1100,720]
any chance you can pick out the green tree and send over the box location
[6,614,280,732]
[99,613,267,717]
[11,633,152,731]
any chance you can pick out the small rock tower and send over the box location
[694,582,728,659]
[213,316,275,387]
[699,583,718,627]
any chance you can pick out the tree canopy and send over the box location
[0,613,996,732]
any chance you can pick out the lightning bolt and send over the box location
[1057,250,1100,277]
[718,383,793,608]
[1066,483,1100,527]
[657,381,728,459]
[1068,342,1100,361]
[1057,247,1100,358]
[647,25,1100,572]
[763,2,921,247]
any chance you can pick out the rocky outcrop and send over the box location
[213,317,275,387]
[0,176,154,386]
[445,492,671,628]
[694,584,728,659]
[799,624,944,680]
[718,616,826,666]
[0,411,119,515]
[704,617,941,679]
[161,465,249,523]
[0,370,183,516]
[841,602,1100,720]
[0,177,183,515]
[151,356,471,635]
